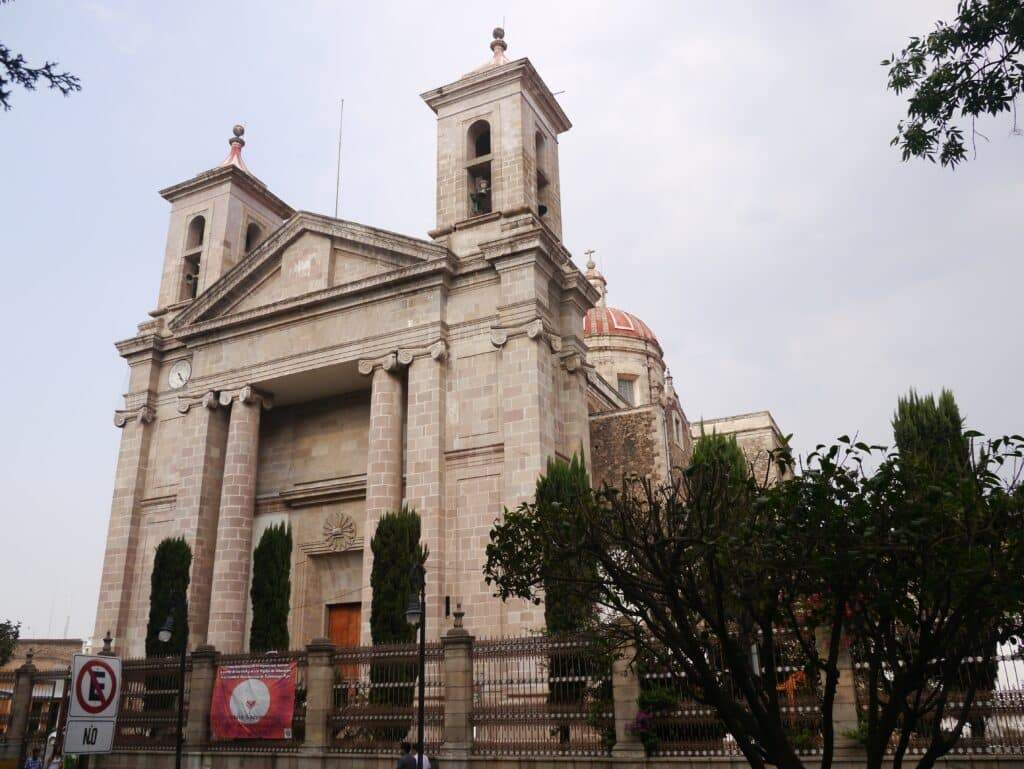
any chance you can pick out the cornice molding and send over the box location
[218,385,273,410]
[159,165,294,220]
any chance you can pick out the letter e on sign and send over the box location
[69,654,123,721]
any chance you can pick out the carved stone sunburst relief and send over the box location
[322,512,357,551]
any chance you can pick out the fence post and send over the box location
[1,650,36,763]
[440,606,473,764]
[816,627,860,750]
[611,637,645,759]
[185,644,218,748]
[303,638,336,751]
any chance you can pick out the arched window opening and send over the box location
[466,120,492,216]
[180,214,206,301]
[535,131,551,218]
[186,215,206,251]
[245,222,264,254]
[468,120,491,159]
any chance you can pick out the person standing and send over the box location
[23,748,43,769]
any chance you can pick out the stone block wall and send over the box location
[589,407,663,489]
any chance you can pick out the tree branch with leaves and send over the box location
[1,0,81,112]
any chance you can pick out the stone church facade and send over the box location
[93,30,787,657]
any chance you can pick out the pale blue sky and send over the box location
[1,1,1021,642]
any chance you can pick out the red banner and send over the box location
[210,660,296,740]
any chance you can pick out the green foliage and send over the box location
[368,506,426,742]
[535,454,598,635]
[486,388,1024,769]
[893,388,969,476]
[0,1,82,111]
[0,619,19,667]
[638,684,678,714]
[690,428,748,485]
[249,523,292,652]
[145,537,191,656]
[883,0,1024,167]
[369,505,425,645]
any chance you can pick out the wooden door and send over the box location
[328,604,362,699]
[328,603,361,648]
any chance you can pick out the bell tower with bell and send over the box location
[422,28,571,253]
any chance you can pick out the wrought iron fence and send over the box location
[113,655,190,751]
[471,635,614,756]
[328,642,443,753]
[853,643,1024,755]
[206,651,307,752]
[638,630,822,757]
[0,671,15,741]
[22,669,69,759]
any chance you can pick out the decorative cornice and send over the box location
[218,385,273,410]
[114,403,155,428]
[397,340,447,366]
[357,352,399,376]
[279,475,367,507]
[159,164,294,220]
[176,390,220,415]
[489,318,561,352]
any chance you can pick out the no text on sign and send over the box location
[69,654,122,721]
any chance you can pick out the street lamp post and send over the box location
[405,563,427,769]
[158,595,188,769]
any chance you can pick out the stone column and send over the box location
[357,354,405,643]
[93,403,155,651]
[184,645,219,747]
[611,638,645,759]
[493,320,556,633]
[174,392,229,647]
[817,627,860,751]
[0,653,36,762]
[207,386,271,653]
[303,638,336,751]
[440,607,473,763]
[401,342,447,637]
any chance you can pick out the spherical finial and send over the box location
[490,26,508,55]
[232,124,245,138]
[493,27,504,40]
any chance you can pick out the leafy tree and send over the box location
[368,506,426,742]
[0,0,81,112]
[0,619,19,667]
[145,537,191,656]
[249,523,292,652]
[486,411,1024,769]
[883,0,1024,167]
[843,391,1024,769]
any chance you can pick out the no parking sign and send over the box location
[64,654,122,754]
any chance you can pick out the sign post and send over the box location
[64,655,122,755]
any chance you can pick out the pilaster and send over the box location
[440,608,473,767]
[206,386,272,652]
[94,398,156,650]
[402,341,447,637]
[174,391,229,647]
[302,638,336,751]
[357,355,406,644]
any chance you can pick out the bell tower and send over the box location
[422,29,571,252]
[153,126,293,313]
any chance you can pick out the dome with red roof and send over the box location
[583,306,661,351]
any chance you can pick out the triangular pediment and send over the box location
[169,212,449,332]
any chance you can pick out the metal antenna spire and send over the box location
[334,98,345,218]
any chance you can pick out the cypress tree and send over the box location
[145,537,191,657]
[690,428,749,485]
[369,506,424,740]
[893,388,969,476]
[369,506,423,645]
[249,522,292,652]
